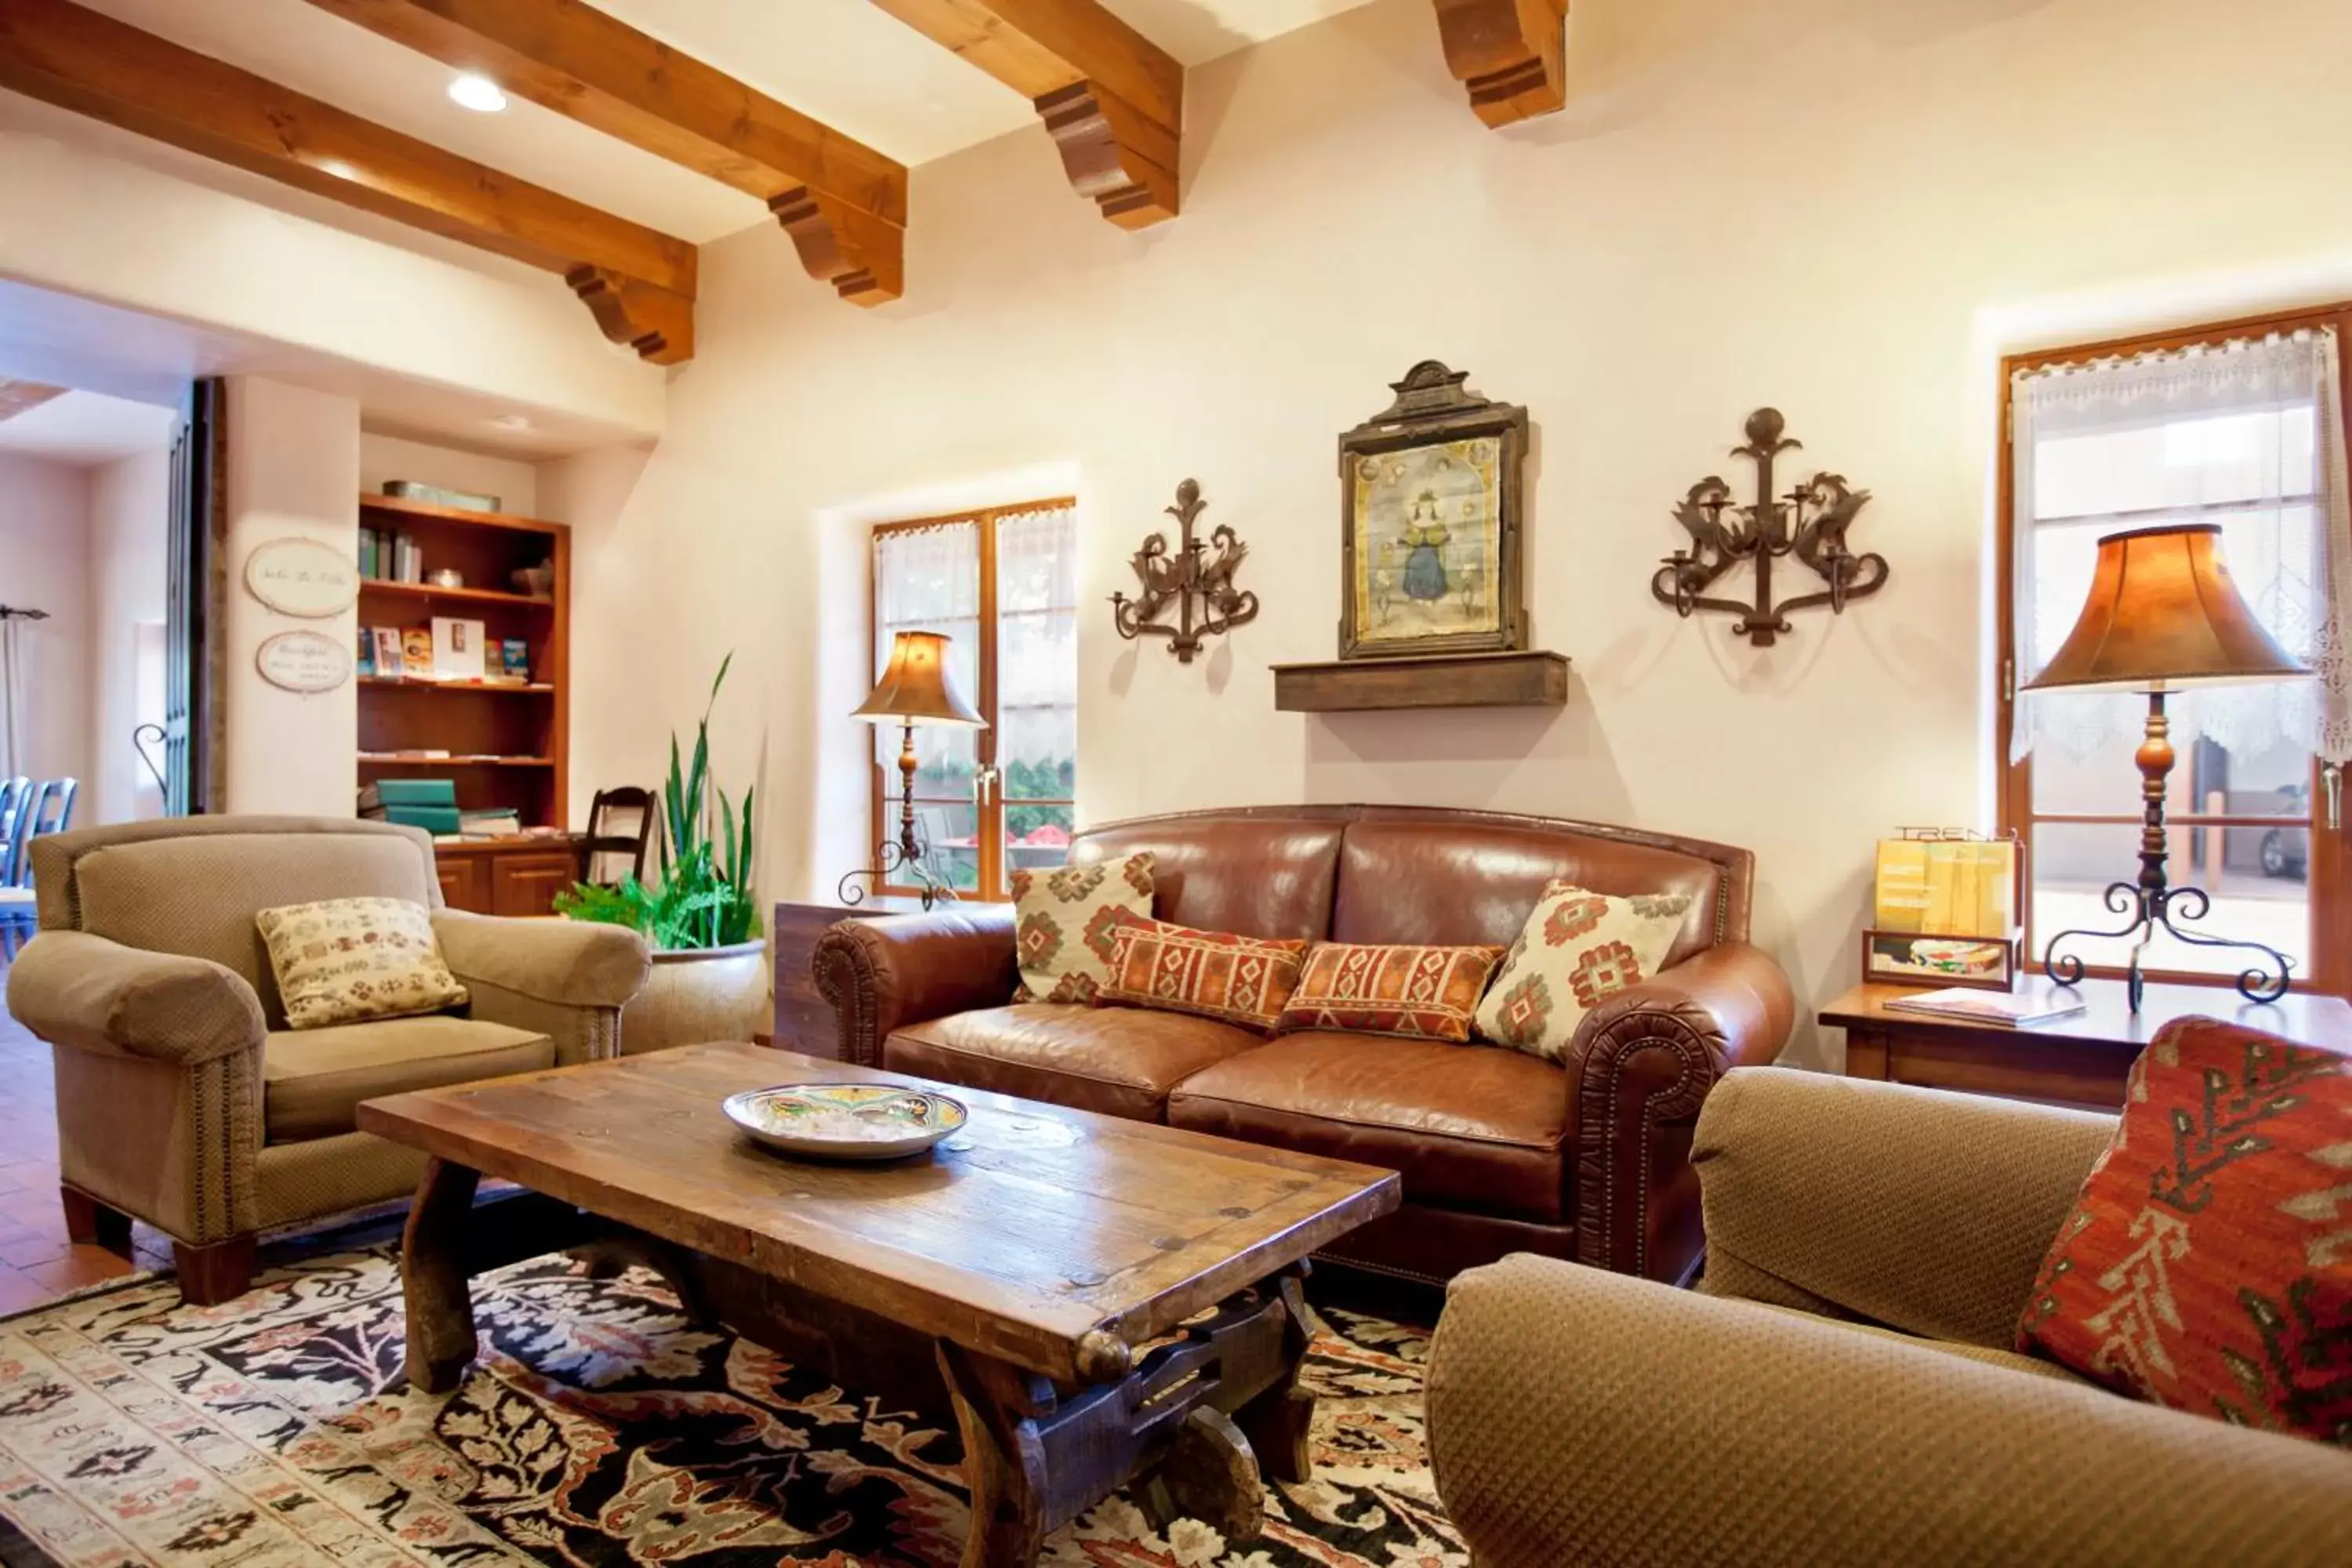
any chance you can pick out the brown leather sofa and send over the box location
[814,805,1794,1284]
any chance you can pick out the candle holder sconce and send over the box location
[1111,479,1258,664]
[1651,408,1889,647]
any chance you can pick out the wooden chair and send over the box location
[581,786,654,886]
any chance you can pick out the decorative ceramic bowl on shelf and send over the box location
[722,1083,969,1162]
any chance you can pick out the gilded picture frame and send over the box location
[1337,361,1528,660]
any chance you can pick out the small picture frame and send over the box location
[1861,929,2020,991]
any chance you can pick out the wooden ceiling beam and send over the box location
[0,381,68,423]
[0,0,695,362]
[869,0,1181,230]
[302,0,908,306]
[1434,0,1570,128]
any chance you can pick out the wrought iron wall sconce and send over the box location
[1651,408,1889,647]
[1110,479,1257,663]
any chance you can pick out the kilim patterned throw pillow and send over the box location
[2017,1018,2352,1446]
[1007,851,1156,1004]
[1472,881,1693,1061]
[255,897,469,1030]
[1277,942,1506,1043]
[1094,911,1309,1033]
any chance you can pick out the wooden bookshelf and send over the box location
[358,493,570,832]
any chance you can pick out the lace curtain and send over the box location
[871,521,980,785]
[993,504,1077,799]
[2010,328,2352,765]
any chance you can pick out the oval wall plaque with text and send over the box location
[245,536,359,617]
[256,629,352,694]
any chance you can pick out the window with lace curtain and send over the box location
[869,499,1077,900]
[2002,306,2352,995]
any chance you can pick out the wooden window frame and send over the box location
[867,497,1078,902]
[1996,299,2352,998]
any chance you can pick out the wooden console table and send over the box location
[771,894,937,1055]
[1821,980,2352,1109]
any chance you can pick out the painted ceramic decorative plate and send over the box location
[722,1083,970,1161]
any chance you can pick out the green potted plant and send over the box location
[557,655,766,1052]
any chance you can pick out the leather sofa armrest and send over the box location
[1691,1067,2116,1347]
[1426,1254,2352,1568]
[5,928,264,1065]
[812,905,1018,1066]
[430,909,651,1010]
[1563,941,1795,1279]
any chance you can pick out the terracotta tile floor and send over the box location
[0,953,176,1314]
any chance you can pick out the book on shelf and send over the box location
[1881,984,2089,1028]
[355,626,375,677]
[431,616,488,682]
[499,638,531,681]
[401,626,434,671]
[370,626,405,677]
[460,808,523,839]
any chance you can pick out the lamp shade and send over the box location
[851,630,985,727]
[2024,524,2310,693]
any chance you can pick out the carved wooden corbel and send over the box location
[769,187,906,306]
[1433,0,1571,128]
[566,267,696,365]
[1036,80,1179,229]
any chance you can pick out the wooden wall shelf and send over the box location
[358,492,570,834]
[1272,650,1570,712]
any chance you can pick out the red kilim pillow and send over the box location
[1094,912,1308,1033]
[2016,1016,2352,1446]
[1277,942,1505,1043]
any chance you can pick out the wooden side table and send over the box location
[1820,980,2352,1110]
[770,895,937,1056]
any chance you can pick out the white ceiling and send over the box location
[0,387,175,465]
[64,0,1382,244]
[0,275,645,460]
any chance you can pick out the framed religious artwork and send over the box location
[1336,360,1528,660]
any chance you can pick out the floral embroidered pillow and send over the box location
[1008,851,1156,1004]
[2016,1018,2352,1445]
[255,897,468,1030]
[1472,882,1693,1060]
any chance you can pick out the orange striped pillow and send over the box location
[1277,942,1505,1042]
[1094,913,1308,1033]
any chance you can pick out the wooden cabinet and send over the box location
[771,895,933,1056]
[434,838,582,917]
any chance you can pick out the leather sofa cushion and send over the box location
[1169,1032,1569,1224]
[1329,819,1723,968]
[263,1015,553,1144]
[1073,815,1343,941]
[884,1004,1268,1122]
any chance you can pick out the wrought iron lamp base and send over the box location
[2041,882,2292,1012]
[837,838,957,912]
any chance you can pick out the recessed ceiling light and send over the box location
[448,74,508,113]
[490,414,533,431]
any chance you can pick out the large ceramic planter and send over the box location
[619,938,769,1054]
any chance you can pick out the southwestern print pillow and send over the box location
[1008,851,1156,1004]
[1472,882,1693,1061]
[1094,912,1309,1033]
[255,896,469,1030]
[2017,1018,2352,1446]
[1277,942,1506,1043]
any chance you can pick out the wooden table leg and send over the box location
[1232,1269,1316,1484]
[402,1158,481,1394]
[937,1341,1052,1568]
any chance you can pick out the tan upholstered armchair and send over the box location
[5,816,649,1305]
[1426,1067,2352,1566]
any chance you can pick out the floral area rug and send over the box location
[0,1247,1464,1566]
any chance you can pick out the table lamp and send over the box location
[844,630,985,909]
[2025,523,2310,1009]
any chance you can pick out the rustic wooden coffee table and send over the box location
[357,1040,1400,1567]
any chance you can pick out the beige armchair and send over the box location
[1427,1066,2352,1566]
[6,816,648,1305]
